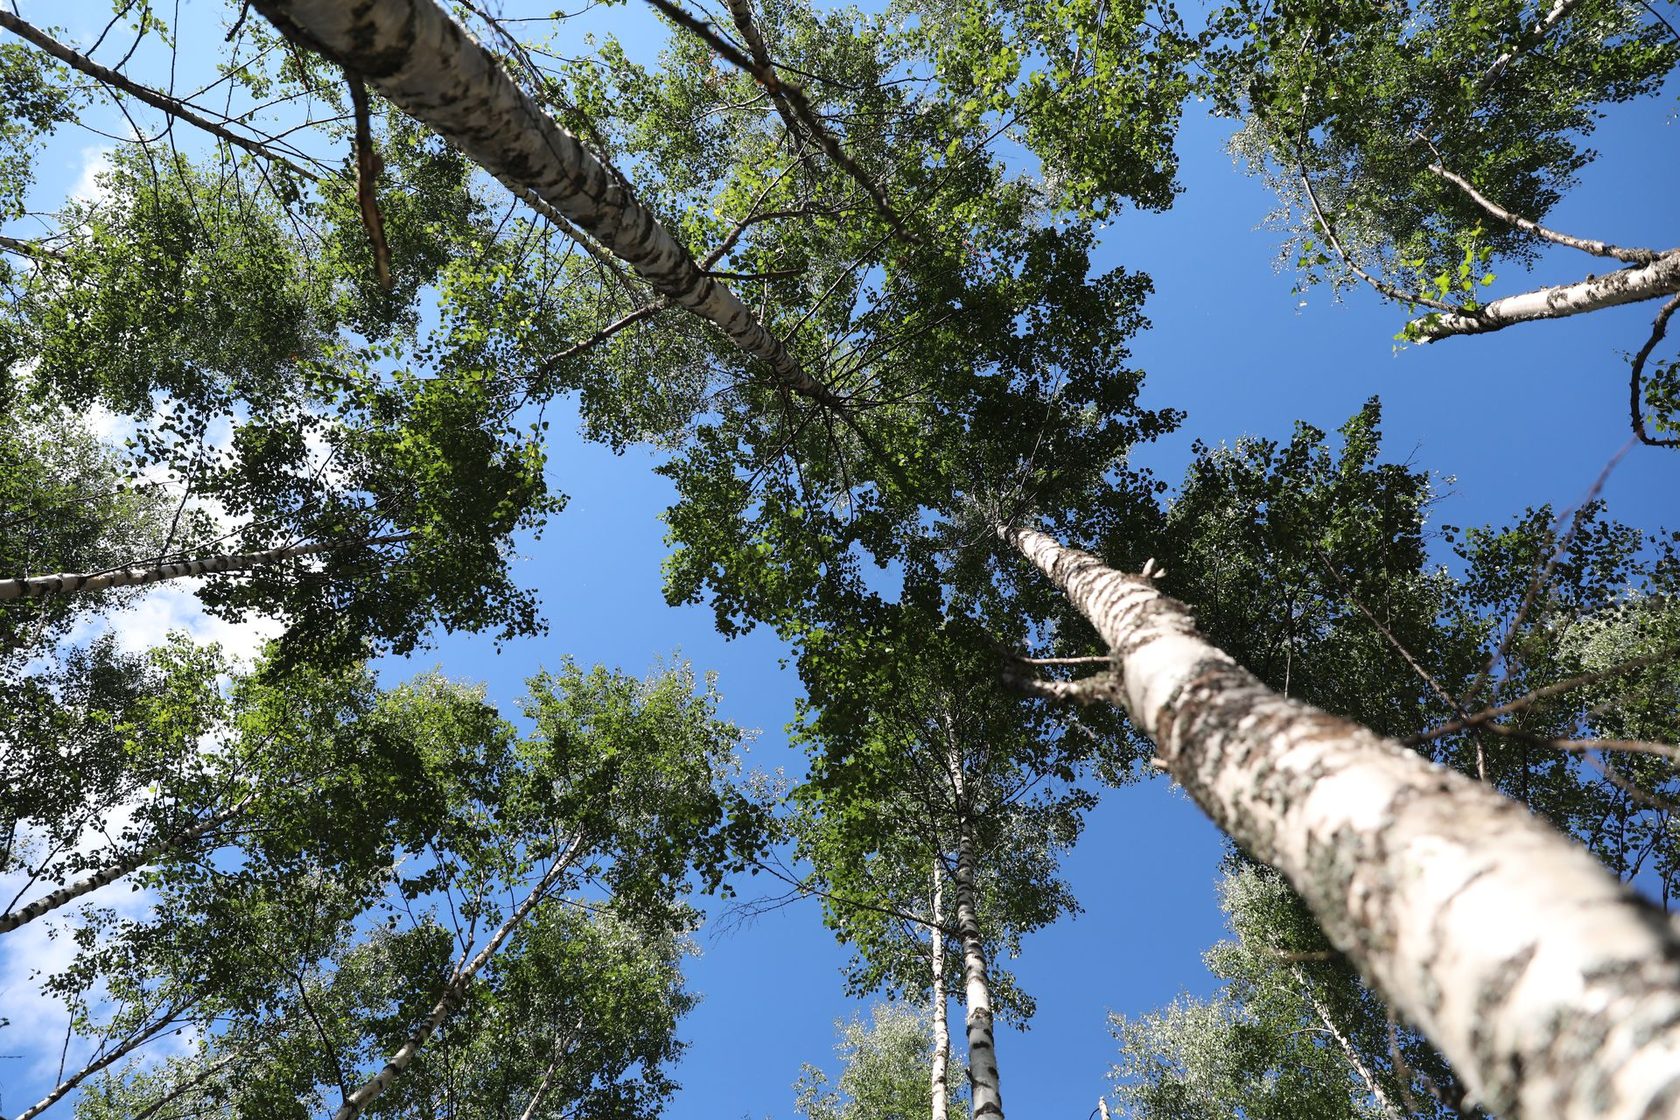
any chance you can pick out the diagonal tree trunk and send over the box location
[1409,249,1680,341]
[1001,523,1680,1120]
[332,837,581,1120]
[250,0,844,409]
[1291,965,1407,1120]
[12,997,199,1120]
[929,858,950,1120]
[0,533,411,602]
[0,799,250,935]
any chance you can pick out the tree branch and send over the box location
[0,10,320,178]
[1408,249,1680,342]
[1630,292,1680,448]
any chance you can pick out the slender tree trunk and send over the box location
[250,0,844,409]
[1001,523,1680,1120]
[930,858,950,1120]
[516,1018,584,1120]
[0,534,411,602]
[0,799,248,935]
[13,998,196,1120]
[1293,966,1406,1120]
[333,839,580,1120]
[951,823,1003,1120]
[1409,249,1680,341]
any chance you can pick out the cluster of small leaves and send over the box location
[1206,0,1677,305]
[795,1002,970,1120]
[11,649,755,1120]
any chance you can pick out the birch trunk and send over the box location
[333,839,580,1120]
[952,823,1003,1120]
[1002,523,1680,1120]
[250,0,842,408]
[1409,249,1680,341]
[0,800,247,935]
[13,999,195,1120]
[930,859,950,1120]
[0,534,410,602]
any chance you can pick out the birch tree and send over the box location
[10,656,760,1119]
[0,404,173,666]
[1207,0,1680,437]
[1112,865,1456,1120]
[788,609,1134,1120]
[994,514,1680,1120]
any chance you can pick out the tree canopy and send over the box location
[1,0,1677,1118]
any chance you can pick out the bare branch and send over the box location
[643,0,914,238]
[1630,292,1680,448]
[1299,168,1457,312]
[0,9,320,178]
[347,73,394,291]
[1425,162,1658,265]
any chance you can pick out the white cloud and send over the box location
[68,146,114,207]
[66,582,282,667]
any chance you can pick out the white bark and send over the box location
[0,800,247,935]
[332,839,580,1120]
[0,534,410,602]
[251,0,843,407]
[930,859,950,1120]
[1003,523,1680,1120]
[952,823,1003,1120]
[1409,250,1680,341]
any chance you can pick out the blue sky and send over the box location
[1,4,1676,1119]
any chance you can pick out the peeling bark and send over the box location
[1409,250,1680,341]
[0,533,411,602]
[251,0,844,408]
[1002,523,1680,1120]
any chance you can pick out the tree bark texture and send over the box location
[1002,523,1680,1120]
[0,534,410,602]
[250,0,842,407]
[1410,249,1680,341]
[0,801,247,935]
[952,824,1003,1120]
[930,859,951,1120]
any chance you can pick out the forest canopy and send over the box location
[0,1,1676,1119]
